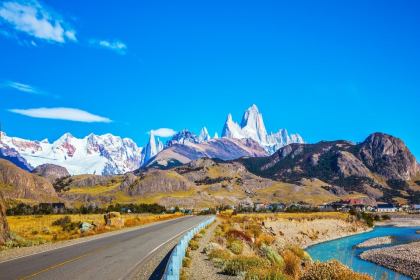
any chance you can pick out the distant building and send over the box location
[375,203,397,213]
[411,204,420,213]
[254,203,267,212]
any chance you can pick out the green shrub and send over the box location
[381,214,391,220]
[260,245,284,267]
[208,249,231,260]
[228,240,244,255]
[223,256,268,276]
[246,267,288,280]
[52,216,80,232]
[52,216,71,227]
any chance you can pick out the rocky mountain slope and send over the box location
[32,164,71,183]
[0,159,58,203]
[146,137,268,168]
[240,133,420,203]
[0,147,32,171]
[0,192,9,245]
[57,157,339,208]
[1,132,418,208]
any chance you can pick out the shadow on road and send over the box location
[148,246,175,280]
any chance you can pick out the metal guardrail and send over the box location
[162,216,216,280]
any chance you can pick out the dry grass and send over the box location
[6,213,183,245]
[66,184,119,195]
[254,182,338,205]
[204,213,371,280]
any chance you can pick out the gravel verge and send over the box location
[182,219,238,280]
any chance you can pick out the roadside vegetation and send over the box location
[2,212,183,250]
[202,211,372,280]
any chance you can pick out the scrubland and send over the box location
[183,211,372,280]
[2,212,183,249]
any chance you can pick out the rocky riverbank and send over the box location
[375,214,420,227]
[360,241,420,280]
[355,236,393,248]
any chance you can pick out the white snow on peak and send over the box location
[0,132,143,175]
[198,127,211,143]
[140,131,164,167]
[221,105,304,153]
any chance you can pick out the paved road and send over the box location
[0,216,208,280]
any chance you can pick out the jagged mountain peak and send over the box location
[166,129,200,147]
[221,105,304,153]
[198,127,211,143]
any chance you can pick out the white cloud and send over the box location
[0,0,76,43]
[9,107,112,123]
[91,39,127,55]
[4,81,38,93]
[151,128,177,137]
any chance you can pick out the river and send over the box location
[307,226,420,280]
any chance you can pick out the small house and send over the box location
[375,203,397,213]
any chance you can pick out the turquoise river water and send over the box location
[307,226,420,280]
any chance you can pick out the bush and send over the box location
[223,256,268,276]
[183,257,192,268]
[301,260,372,280]
[246,267,288,280]
[381,214,391,220]
[51,216,80,232]
[208,249,231,260]
[287,245,309,260]
[52,216,72,227]
[189,240,199,250]
[256,233,275,247]
[228,240,244,255]
[260,245,284,267]
[226,229,253,243]
[282,249,302,279]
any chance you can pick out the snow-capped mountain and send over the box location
[0,132,143,175]
[0,104,304,174]
[140,131,164,166]
[221,104,304,153]
[198,127,211,143]
[166,130,200,147]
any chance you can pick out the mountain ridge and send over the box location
[0,105,304,174]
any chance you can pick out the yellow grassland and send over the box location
[6,212,183,244]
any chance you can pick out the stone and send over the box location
[104,212,124,228]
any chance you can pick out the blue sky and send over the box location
[0,0,419,158]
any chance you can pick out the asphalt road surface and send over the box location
[0,216,209,280]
